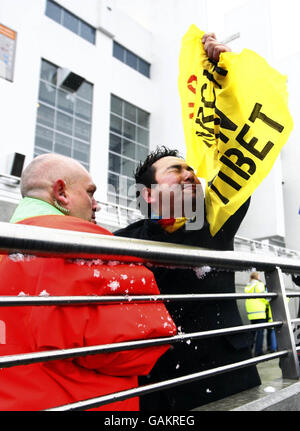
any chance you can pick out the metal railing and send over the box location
[2,190,300,263]
[0,221,300,411]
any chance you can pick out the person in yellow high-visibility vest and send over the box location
[245,272,277,356]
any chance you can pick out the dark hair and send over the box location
[134,146,182,217]
[135,146,182,187]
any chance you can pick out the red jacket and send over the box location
[0,215,176,411]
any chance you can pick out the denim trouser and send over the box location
[251,319,277,355]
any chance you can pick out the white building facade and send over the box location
[0,0,299,252]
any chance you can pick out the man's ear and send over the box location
[53,179,68,205]
[141,186,154,204]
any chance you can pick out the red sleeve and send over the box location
[28,258,176,376]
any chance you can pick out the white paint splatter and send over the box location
[94,269,100,278]
[108,281,120,291]
[194,266,212,279]
[9,253,36,262]
[39,290,50,297]
[108,260,120,266]
[264,386,276,393]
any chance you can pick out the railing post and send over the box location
[265,266,299,379]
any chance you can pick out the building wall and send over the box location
[0,0,154,205]
[0,0,43,164]
[114,0,208,157]
[277,53,300,252]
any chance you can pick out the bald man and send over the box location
[0,153,176,411]
[11,153,99,224]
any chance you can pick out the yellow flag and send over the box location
[178,24,293,236]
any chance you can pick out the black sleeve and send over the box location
[292,274,300,287]
[114,220,145,239]
[214,197,250,246]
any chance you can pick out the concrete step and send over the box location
[193,359,300,411]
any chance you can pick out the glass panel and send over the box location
[108,173,119,194]
[37,103,55,128]
[56,111,73,135]
[54,144,71,156]
[63,9,79,34]
[39,81,56,106]
[120,177,135,198]
[73,140,90,163]
[74,118,90,141]
[110,114,122,134]
[113,42,125,62]
[109,153,121,174]
[124,102,136,122]
[137,127,149,146]
[123,120,136,140]
[137,109,149,128]
[119,197,128,207]
[54,132,72,157]
[138,58,150,78]
[121,158,135,177]
[79,21,95,44]
[109,133,121,154]
[35,126,53,151]
[77,81,93,102]
[45,0,61,24]
[119,176,128,197]
[136,144,148,161]
[41,60,57,84]
[107,193,118,204]
[75,98,92,121]
[108,94,150,203]
[126,51,138,70]
[111,95,122,116]
[54,133,72,156]
[80,161,89,171]
[122,139,135,159]
[127,178,136,198]
[57,89,75,114]
[34,148,48,157]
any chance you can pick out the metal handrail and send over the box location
[1,222,300,273]
[0,292,277,306]
[46,351,288,411]
[0,321,282,369]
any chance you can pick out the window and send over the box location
[108,95,150,207]
[45,0,96,44]
[113,41,150,78]
[34,59,93,171]
[45,0,61,24]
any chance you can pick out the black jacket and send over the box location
[115,199,261,410]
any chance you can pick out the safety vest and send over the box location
[244,280,269,320]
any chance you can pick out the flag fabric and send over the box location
[178,24,293,236]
